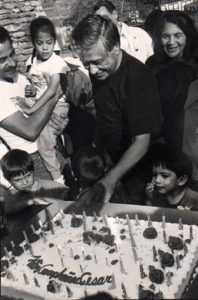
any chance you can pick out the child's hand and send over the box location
[145,177,156,200]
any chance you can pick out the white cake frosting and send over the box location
[1,212,198,300]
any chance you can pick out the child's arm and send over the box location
[23,74,61,115]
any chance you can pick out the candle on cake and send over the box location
[94,252,98,264]
[34,276,40,287]
[29,244,35,257]
[10,240,15,249]
[190,225,193,240]
[147,215,152,227]
[79,263,84,273]
[178,218,183,230]
[152,246,158,262]
[83,210,87,231]
[121,282,129,299]
[103,215,109,228]
[66,285,73,298]
[132,246,138,263]
[60,209,65,219]
[126,214,136,247]
[163,229,167,244]
[49,220,55,234]
[106,257,109,266]
[119,257,127,274]
[176,255,181,269]
[38,220,43,228]
[109,274,116,290]
[82,247,85,259]
[70,248,74,258]
[135,214,140,226]
[183,242,188,256]
[162,215,166,229]
[31,224,36,233]
[23,272,29,285]
[57,245,64,267]
[93,211,98,222]
[22,230,29,244]
[4,246,10,258]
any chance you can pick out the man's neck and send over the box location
[166,188,186,205]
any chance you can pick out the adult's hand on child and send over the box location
[49,112,69,135]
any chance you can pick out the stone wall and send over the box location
[0,0,45,73]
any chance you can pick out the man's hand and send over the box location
[49,112,69,135]
[99,174,116,203]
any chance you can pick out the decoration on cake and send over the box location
[149,266,164,284]
[143,227,157,239]
[71,215,83,228]
[158,250,174,268]
[168,236,184,250]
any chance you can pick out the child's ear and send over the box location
[178,175,188,186]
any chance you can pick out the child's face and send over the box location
[10,171,35,192]
[152,165,179,195]
[34,31,55,61]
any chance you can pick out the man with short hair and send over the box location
[93,0,153,63]
[72,15,161,204]
[0,26,67,179]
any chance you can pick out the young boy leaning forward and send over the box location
[0,149,69,214]
[146,146,198,211]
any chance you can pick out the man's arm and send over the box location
[23,74,60,115]
[100,133,150,202]
[1,93,59,142]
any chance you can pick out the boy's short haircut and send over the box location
[1,149,34,182]
[71,145,106,187]
[150,144,192,185]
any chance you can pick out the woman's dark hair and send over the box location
[71,145,106,188]
[93,1,116,14]
[0,26,12,44]
[1,149,34,182]
[153,10,197,62]
[144,9,163,39]
[72,14,120,53]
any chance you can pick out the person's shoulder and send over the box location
[124,23,151,38]
[123,51,155,78]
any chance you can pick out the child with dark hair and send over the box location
[146,145,198,210]
[0,149,68,214]
[71,145,106,201]
[70,145,125,204]
[20,17,70,185]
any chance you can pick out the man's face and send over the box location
[94,6,117,24]
[80,42,120,80]
[0,39,17,80]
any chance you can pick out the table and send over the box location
[1,200,198,299]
